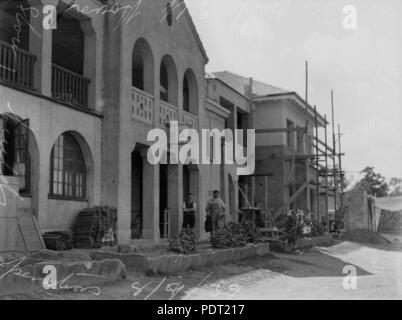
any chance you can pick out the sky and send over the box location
[186,0,402,181]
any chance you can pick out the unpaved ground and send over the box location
[1,240,401,300]
[184,241,402,300]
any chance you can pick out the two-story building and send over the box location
[0,0,236,246]
[0,0,104,242]
[211,71,329,223]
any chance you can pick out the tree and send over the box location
[358,167,389,197]
[389,177,402,196]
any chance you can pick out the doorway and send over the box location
[131,146,143,239]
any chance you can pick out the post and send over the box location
[306,157,311,212]
[314,106,320,221]
[251,175,256,208]
[265,176,269,209]
[338,124,344,208]
[305,60,309,103]
[324,115,329,230]
[331,90,337,213]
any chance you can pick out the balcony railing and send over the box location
[160,100,178,128]
[0,40,36,90]
[51,63,90,109]
[131,87,199,131]
[132,87,154,125]
[181,111,198,130]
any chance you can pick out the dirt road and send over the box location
[2,240,401,300]
[184,241,402,300]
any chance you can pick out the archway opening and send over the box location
[159,55,178,105]
[183,69,199,115]
[132,38,154,94]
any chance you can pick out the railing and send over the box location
[0,40,36,90]
[160,100,178,128]
[51,63,90,109]
[132,87,154,124]
[181,110,198,130]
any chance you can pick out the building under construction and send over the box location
[209,72,345,230]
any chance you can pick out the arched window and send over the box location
[50,133,86,200]
[0,115,31,195]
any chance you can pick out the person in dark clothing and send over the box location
[182,193,197,234]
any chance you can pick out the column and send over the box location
[142,150,160,241]
[28,0,56,95]
[168,164,183,237]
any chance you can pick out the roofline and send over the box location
[206,77,250,101]
[253,92,328,126]
[180,0,209,64]
[209,71,328,126]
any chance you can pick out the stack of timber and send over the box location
[73,206,117,249]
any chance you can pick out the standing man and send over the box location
[206,190,226,233]
[182,193,197,234]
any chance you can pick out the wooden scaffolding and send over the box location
[254,100,345,230]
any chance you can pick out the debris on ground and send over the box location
[341,229,391,245]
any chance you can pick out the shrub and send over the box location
[168,232,197,254]
[285,209,305,244]
[285,209,325,243]
[310,220,325,237]
[241,221,260,243]
[210,222,258,249]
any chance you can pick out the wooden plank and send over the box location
[256,127,307,134]
[17,215,45,252]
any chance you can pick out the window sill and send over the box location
[48,195,88,202]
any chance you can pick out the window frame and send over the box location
[49,133,87,201]
[0,116,31,196]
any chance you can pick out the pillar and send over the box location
[28,0,56,96]
[142,150,160,241]
[168,164,183,237]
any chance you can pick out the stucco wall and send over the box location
[99,0,208,243]
[0,86,102,231]
[255,100,286,146]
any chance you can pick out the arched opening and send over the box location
[159,55,178,105]
[0,113,35,196]
[51,12,90,108]
[49,132,90,201]
[183,69,199,115]
[0,1,30,50]
[132,38,154,94]
[0,1,34,89]
[52,15,84,75]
